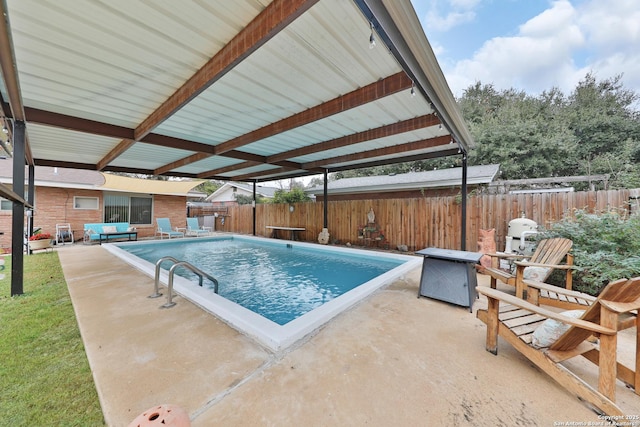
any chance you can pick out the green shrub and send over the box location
[271,188,311,204]
[539,208,640,295]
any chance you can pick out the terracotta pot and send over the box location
[128,404,190,427]
[28,239,52,251]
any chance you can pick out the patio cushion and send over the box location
[523,266,550,281]
[531,310,585,348]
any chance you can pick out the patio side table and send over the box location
[416,247,483,312]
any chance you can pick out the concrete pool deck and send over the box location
[56,243,638,426]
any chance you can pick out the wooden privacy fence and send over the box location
[191,189,637,252]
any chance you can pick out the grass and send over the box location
[0,252,105,426]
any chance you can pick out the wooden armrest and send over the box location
[485,252,527,260]
[477,287,616,335]
[600,298,640,314]
[514,261,576,269]
[523,280,596,301]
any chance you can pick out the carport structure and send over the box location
[0,0,474,295]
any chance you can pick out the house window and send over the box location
[74,196,99,210]
[1,187,30,211]
[0,198,12,211]
[104,194,152,225]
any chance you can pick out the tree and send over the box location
[459,83,577,180]
[306,176,327,188]
[194,180,223,196]
[271,188,311,204]
[234,193,266,205]
[327,74,640,189]
[564,73,640,188]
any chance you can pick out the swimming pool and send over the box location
[104,235,421,351]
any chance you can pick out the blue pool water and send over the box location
[118,237,403,325]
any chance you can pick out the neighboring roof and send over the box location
[306,164,501,195]
[0,159,203,196]
[233,182,279,198]
[0,158,104,189]
[0,0,473,184]
[205,182,279,202]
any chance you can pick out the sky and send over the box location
[409,0,640,99]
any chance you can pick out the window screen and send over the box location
[104,194,153,225]
[131,197,152,224]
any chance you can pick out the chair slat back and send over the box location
[187,217,199,230]
[530,238,573,265]
[550,277,640,351]
[156,218,172,231]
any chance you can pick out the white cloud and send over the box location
[578,0,640,50]
[574,0,640,95]
[450,0,481,8]
[447,1,585,95]
[437,0,640,100]
[518,0,575,37]
[423,0,479,32]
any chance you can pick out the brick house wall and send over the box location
[153,194,189,231]
[0,186,188,252]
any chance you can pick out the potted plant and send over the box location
[28,232,53,251]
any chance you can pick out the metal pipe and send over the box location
[323,169,328,228]
[149,256,180,298]
[158,260,219,309]
[519,231,538,250]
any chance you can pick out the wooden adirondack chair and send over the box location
[476,277,640,416]
[480,237,575,299]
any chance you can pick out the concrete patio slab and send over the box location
[56,244,637,426]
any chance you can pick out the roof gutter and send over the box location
[307,177,491,195]
[353,0,474,153]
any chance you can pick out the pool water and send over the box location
[121,237,402,325]
[107,235,421,351]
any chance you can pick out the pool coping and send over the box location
[102,235,422,352]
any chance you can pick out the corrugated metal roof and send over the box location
[0,0,474,183]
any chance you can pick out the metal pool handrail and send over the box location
[149,256,219,309]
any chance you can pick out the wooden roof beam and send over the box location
[231,167,293,182]
[303,135,452,169]
[197,161,262,179]
[269,114,439,163]
[98,0,318,170]
[135,0,319,142]
[153,72,413,175]
[153,149,269,176]
[214,72,412,155]
[327,148,460,173]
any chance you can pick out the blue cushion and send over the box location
[84,222,130,240]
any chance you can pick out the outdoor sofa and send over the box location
[84,222,137,244]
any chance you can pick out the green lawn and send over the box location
[0,252,105,426]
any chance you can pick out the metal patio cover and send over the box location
[0,0,474,183]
